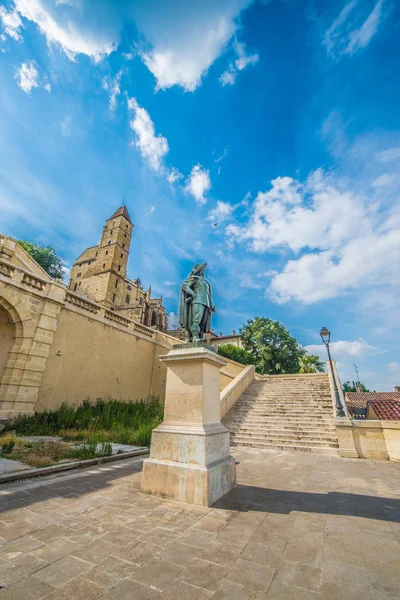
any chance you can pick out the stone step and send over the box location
[230,440,338,454]
[230,431,338,443]
[230,434,338,449]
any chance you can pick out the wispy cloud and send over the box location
[128,97,169,172]
[0,5,23,41]
[324,0,386,58]
[15,61,40,94]
[220,39,259,86]
[102,70,123,112]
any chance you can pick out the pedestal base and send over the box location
[141,454,236,506]
[140,346,236,506]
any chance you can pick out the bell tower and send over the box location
[97,205,133,279]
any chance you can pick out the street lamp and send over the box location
[320,327,345,417]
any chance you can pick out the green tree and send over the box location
[217,343,253,366]
[298,354,325,374]
[18,241,64,280]
[343,381,370,393]
[240,317,304,375]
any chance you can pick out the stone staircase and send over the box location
[223,374,339,454]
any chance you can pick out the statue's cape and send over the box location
[178,283,192,329]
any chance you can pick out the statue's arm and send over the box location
[181,278,196,298]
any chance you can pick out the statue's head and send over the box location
[191,263,207,276]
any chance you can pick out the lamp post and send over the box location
[320,327,345,418]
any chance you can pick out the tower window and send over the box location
[115,280,118,288]
[103,263,106,268]
[120,253,123,258]
[118,265,121,271]
[105,250,108,255]
[126,224,128,228]
[108,240,111,245]
[124,234,127,238]
[113,294,116,302]
[74,283,78,291]
[122,244,125,248]
[127,285,132,291]
[151,312,157,326]
[126,295,130,304]
[139,298,143,305]
[79,282,81,286]
[77,272,81,277]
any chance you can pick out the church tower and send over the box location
[69,205,133,308]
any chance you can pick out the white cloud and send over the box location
[372,173,397,188]
[12,0,254,90]
[167,167,183,185]
[208,200,234,223]
[227,168,400,304]
[61,114,72,136]
[346,0,385,54]
[0,5,23,40]
[220,39,259,86]
[185,165,211,204]
[388,362,400,372]
[377,147,400,163]
[168,311,179,329]
[14,0,114,61]
[44,82,51,92]
[305,339,380,361]
[324,0,385,58]
[15,61,40,94]
[128,97,169,172]
[107,70,123,112]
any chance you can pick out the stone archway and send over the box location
[0,305,14,384]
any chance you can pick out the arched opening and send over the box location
[0,305,15,384]
[151,311,157,327]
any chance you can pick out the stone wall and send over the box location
[336,419,400,461]
[0,251,246,416]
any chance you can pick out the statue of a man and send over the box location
[179,263,214,342]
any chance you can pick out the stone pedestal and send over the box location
[140,346,236,506]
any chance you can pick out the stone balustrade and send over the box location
[104,310,131,327]
[65,291,100,314]
[0,260,15,278]
[133,322,155,337]
[22,272,47,292]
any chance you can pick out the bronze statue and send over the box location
[179,263,215,342]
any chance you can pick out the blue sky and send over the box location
[1,0,399,390]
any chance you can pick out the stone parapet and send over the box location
[335,419,400,461]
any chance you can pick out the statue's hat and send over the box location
[192,263,207,275]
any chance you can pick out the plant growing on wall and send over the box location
[298,354,325,374]
[18,240,64,280]
[217,343,253,365]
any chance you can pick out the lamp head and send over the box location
[320,326,331,345]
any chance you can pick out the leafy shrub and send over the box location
[1,439,15,454]
[5,397,163,447]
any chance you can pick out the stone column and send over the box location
[140,346,236,506]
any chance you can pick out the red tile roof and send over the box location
[108,205,132,224]
[346,392,400,420]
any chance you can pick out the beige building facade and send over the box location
[68,205,168,332]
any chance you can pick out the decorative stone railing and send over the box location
[22,273,47,292]
[104,310,130,327]
[65,292,100,314]
[0,260,15,278]
[133,322,155,338]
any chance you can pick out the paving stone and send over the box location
[30,536,81,562]
[0,575,54,600]
[214,578,267,599]
[179,557,229,592]
[241,539,287,567]
[72,539,119,563]
[137,526,178,547]
[0,554,47,586]
[42,576,105,600]
[0,534,44,556]
[131,557,184,591]
[156,540,204,567]
[0,520,39,541]
[266,581,321,600]
[199,540,243,566]
[32,555,92,586]
[161,579,214,599]
[114,540,159,565]
[101,578,161,599]
[85,556,137,591]
[275,560,322,592]
[225,557,276,592]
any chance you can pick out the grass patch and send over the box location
[5,397,163,448]
[0,434,114,468]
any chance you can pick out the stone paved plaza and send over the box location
[0,449,399,600]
